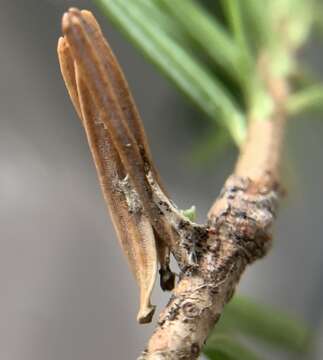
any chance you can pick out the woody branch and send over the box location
[139,62,287,359]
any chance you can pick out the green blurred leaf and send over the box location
[240,0,273,52]
[287,84,323,115]
[204,335,262,360]
[134,0,187,43]
[270,0,315,50]
[181,206,197,222]
[220,296,311,352]
[158,0,246,84]
[313,1,323,36]
[220,0,252,69]
[95,0,246,145]
[190,126,231,165]
[94,0,318,147]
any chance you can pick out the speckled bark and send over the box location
[139,174,280,360]
[139,73,287,359]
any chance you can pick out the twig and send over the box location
[58,9,289,359]
[140,86,287,360]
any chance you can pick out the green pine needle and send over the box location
[220,0,252,70]
[204,335,262,360]
[158,0,245,83]
[95,0,246,145]
[287,84,323,115]
[218,295,311,353]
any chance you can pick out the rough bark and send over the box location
[139,72,288,360]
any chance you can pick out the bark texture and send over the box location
[139,71,288,360]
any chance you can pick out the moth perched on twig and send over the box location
[57,8,285,359]
[57,8,201,324]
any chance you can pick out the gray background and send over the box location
[0,0,322,359]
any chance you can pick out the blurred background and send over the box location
[0,0,323,359]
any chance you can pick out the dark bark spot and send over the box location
[191,343,200,356]
[182,302,200,319]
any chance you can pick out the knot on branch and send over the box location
[208,175,279,264]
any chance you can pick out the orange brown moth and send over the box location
[57,8,178,323]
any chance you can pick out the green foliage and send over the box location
[204,335,261,360]
[95,0,321,154]
[95,0,246,145]
[190,125,231,165]
[218,296,311,352]
[287,84,323,115]
[181,205,197,222]
[158,0,246,82]
[202,295,311,359]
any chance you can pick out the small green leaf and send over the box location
[220,296,311,352]
[204,335,262,360]
[181,206,197,222]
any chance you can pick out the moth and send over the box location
[57,8,177,324]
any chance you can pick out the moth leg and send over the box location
[155,233,176,291]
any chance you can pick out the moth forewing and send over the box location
[58,39,158,324]
[80,10,156,167]
[135,218,158,323]
[63,10,181,247]
[80,9,177,287]
[62,10,163,232]
[74,67,158,323]
[59,8,181,322]
[57,37,82,119]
